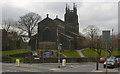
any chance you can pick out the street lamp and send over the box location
[58,43,62,68]
[22,36,31,63]
[96,38,99,70]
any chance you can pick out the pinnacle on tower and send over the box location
[66,3,68,9]
[56,15,58,18]
[66,3,70,13]
[73,3,75,8]
[73,3,77,13]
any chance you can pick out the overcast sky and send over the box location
[0,0,119,35]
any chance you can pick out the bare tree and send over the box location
[108,34,118,56]
[83,25,102,58]
[2,19,15,32]
[2,19,21,50]
[119,33,120,51]
[95,38,102,57]
[17,12,41,38]
[83,25,100,48]
[83,25,99,39]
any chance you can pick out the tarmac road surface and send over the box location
[2,63,120,72]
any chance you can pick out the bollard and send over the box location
[96,62,98,70]
[62,59,66,67]
[16,59,20,67]
[58,65,61,68]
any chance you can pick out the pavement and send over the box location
[76,49,85,57]
[2,63,120,72]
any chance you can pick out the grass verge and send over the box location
[61,50,80,58]
[0,50,28,56]
[82,48,120,57]
[11,57,24,63]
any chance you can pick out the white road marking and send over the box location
[49,68,61,71]
[92,70,103,72]
[4,65,41,72]
[6,70,10,72]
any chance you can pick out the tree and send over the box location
[2,19,20,50]
[17,12,41,38]
[108,34,118,56]
[94,38,102,57]
[15,12,41,51]
[83,25,100,48]
[2,19,15,32]
[83,25,102,58]
[83,25,99,39]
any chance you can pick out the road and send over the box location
[2,63,120,72]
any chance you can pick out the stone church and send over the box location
[34,3,84,50]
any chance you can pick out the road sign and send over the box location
[43,51,53,56]
[32,51,38,56]
[22,37,30,42]
[34,58,40,60]
[107,50,112,54]
[102,30,110,43]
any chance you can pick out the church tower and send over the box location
[64,3,79,34]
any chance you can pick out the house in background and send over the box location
[1,29,27,51]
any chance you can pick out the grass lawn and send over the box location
[0,50,28,56]
[82,48,120,57]
[112,50,120,56]
[61,50,80,58]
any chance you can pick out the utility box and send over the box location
[62,59,66,67]
[16,59,20,67]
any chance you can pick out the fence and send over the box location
[2,52,29,63]
[2,56,100,63]
[24,57,99,63]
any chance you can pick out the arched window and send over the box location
[42,28,51,41]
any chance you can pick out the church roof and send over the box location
[67,31,79,37]
[68,31,85,39]
[54,17,64,24]
[38,17,54,24]
[60,33,73,39]
[38,14,57,25]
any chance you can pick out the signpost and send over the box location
[22,37,31,64]
[102,30,110,74]
[43,51,53,56]
[102,31,110,43]
[58,43,62,68]
[32,52,38,56]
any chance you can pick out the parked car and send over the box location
[109,56,116,59]
[99,57,107,63]
[116,58,120,67]
[103,58,117,68]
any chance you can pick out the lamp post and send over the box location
[58,43,62,68]
[96,38,99,70]
[22,36,31,63]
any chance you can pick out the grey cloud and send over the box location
[78,2,118,33]
[1,2,118,34]
[27,2,66,20]
[2,3,28,21]
[0,2,2,28]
